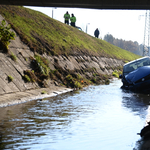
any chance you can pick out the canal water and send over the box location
[0,79,150,150]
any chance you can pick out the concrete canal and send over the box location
[0,79,149,150]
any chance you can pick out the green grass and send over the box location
[34,54,50,76]
[24,74,31,82]
[41,90,47,94]
[74,81,82,89]
[112,70,122,78]
[0,5,140,61]
[9,51,17,61]
[8,75,13,81]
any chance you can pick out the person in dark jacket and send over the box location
[94,28,100,38]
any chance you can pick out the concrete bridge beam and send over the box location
[0,0,150,10]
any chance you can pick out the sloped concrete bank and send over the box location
[0,15,124,107]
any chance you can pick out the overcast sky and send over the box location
[25,6,146,44]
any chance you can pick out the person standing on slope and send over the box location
[64,11,70,25]
[70,14,76,27]
[94,28,100,38]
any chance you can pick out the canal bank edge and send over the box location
[0,14,124,107]
[0,86,73,107]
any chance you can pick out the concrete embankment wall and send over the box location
[0,15,124,95]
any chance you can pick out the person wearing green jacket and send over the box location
[64,11,70,25]
[70,14,76,27]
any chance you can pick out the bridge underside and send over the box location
[0,0,150,9]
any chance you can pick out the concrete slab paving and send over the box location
[0,86,73,108]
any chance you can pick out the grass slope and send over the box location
[0,5,140,61]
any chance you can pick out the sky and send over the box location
[25,6,146,44]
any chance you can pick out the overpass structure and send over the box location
[0,0,150,10]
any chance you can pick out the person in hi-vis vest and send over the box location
[64,11,70,25]
[70,14,76,27]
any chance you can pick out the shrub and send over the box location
[41,90,47,94]
[91,78,96,83]
[8,75,13,82]
[34,54,50,76]
[77,74,82,79]
[24,75,31,82]
[0,20,15,52]
[23,70,37,82]
[112,70,122,78]
[74,81,82,89]
[93,73,97,77]
[66,74,73,81]
[105,79,110,85]
[10,52,17,61]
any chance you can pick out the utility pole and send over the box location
[52,7,57,19]
[86,23,90,33]
[143,10,150,56]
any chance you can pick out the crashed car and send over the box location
[120,56,150,93]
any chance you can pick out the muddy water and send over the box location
[0,79,150,150]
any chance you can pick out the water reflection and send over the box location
[134,104,150,150]
[0,79,149,150]
[122,91,149,119]
[121,90,150,150]
[0,100,38,149]
[0,92,82,149]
